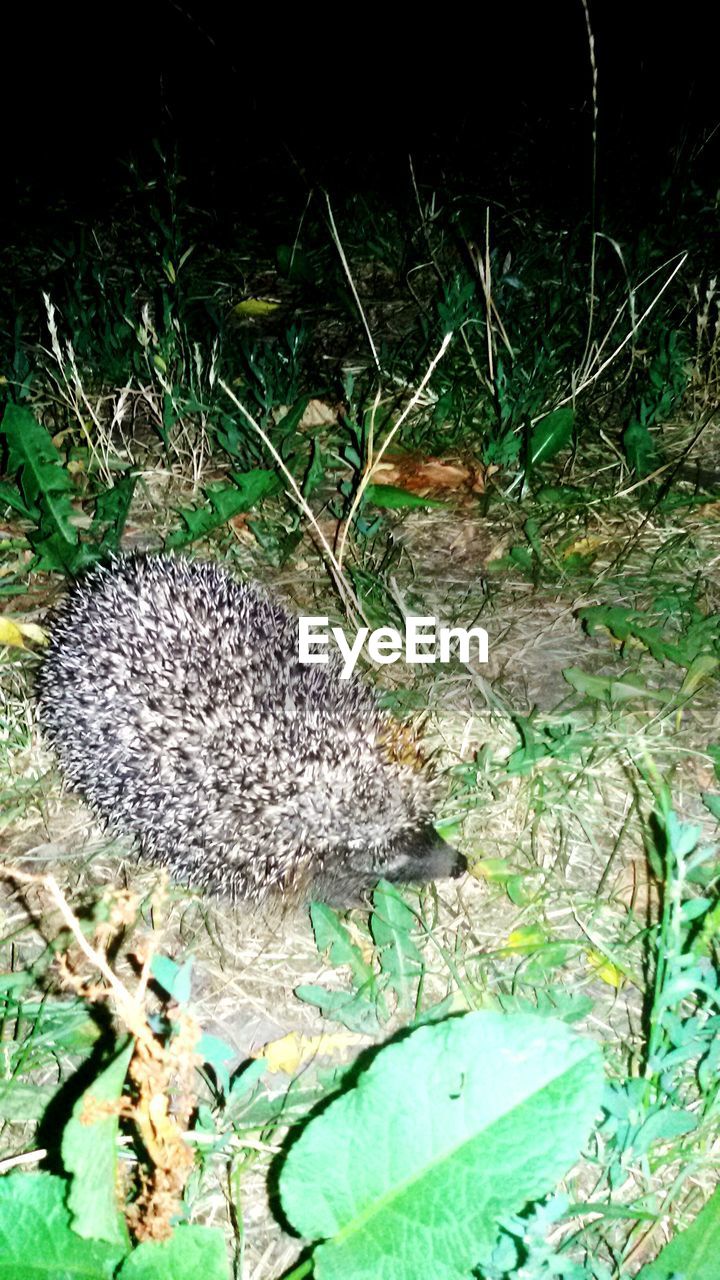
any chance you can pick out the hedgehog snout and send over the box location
[381,828,465,887]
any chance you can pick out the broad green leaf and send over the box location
[506,873,535,905]
[523,516,544,559]
[0,480,36,519]
[151,955,193,1004]
[0,404,81,569]
[0,1172,126,1279]
[471,857,511,883]
[506,925,547,952]
[303,439,329,498]
[702,792,720,821]
[678,653,719,697]
[535,484,587,507]
[579,605,720,670]
[61,1038,134,1246]
[510,544,533,569]
[0,403,71,521]
[276,243,315,283]
[294,984,382,1035]
[31,535,100,575]
[371,881,423,1005]
[637,1184,720,1279]
[528,406,574,468]
[632,1105,697,1155]
[12,1000,102,1054]
[310,904,375,987]
[91,473,137,550]
[363,484,445,510]
[228,1057,267,1100]
[624,417,659,477]
[279,1011,603,1279]
[665,811,701,858]
[231,1071,336,1129]
[165,469,280,548]
[563,666,670,704]
[274,395,312,438]
[117,1224,230,1279]
[680,897,712,921]
[196,1032,236,1096]
[435,816,463,842]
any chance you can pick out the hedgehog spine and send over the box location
[37,554,462,905]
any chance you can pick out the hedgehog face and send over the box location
[308,828,465,906]
[259,756,463,905]
[378,827,466,888]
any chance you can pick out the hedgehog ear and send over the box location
[382,828,465,887]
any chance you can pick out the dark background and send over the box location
[3,0,717,225]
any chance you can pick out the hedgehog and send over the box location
[36,553,463,905]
